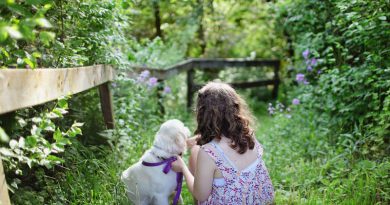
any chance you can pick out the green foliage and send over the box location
[200,1,285,58]
[0,97,83,177]
[128,36,193,68]
[0,1,54,68]
[0,0,133,68]
[257,103,390,204]
[278,0,390,158]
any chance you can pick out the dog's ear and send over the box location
[174,133,186,149]
[174,126,190,149]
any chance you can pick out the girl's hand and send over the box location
[172,156,186,173]
[186,135,200,149]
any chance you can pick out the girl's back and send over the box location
[200,137,274,205]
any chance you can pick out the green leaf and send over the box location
[47,155,64,163]
[25,136,37,147]
[32,52,41,58]
[53,128,62,142]
[39,31,55,46]
[0,28,9,42]
[5,26,22,39]
[57,97,68,109]
[23,57,35,68]
[72,122,84,127]
[0,148,15,157]
[0,127,9,142]
[35,18,52,28]
[9,139,17,149]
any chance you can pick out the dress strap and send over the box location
[201,143,221,163]
[255,140,264,158]
[210,141,239,170]
[201,142,233,171]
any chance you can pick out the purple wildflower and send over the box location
[310,58,317,66]
[302,49,309,59]
[292,98,300,105]
[307,65,313,71]
[303,80,310,85]
[111,82,117,87]
[268,103,275,115]
[296,73,305,82]
[147,77,158,88]
[163,86,171,94]
[141,70,150,78]
[137,70,150,82]
[317,69,322,74]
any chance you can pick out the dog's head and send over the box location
[153,119,191,156]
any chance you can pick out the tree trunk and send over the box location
[153,0,163,39]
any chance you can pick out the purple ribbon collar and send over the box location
[142,156,183,205]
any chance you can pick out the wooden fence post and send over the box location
[272,61,280,99]
[0,159,10,205]
[98,82,115,129]
[187,69,195,109]
[157,79,165,115]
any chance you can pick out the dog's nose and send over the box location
[179,153,183,156]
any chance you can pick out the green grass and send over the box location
[255,106,390,205]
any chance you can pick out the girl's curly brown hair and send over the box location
[195,82,255,154]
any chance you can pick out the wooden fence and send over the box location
[0,58,279,204]
[130,58,280,108]
[0,65,115,204]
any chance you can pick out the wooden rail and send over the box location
[0,65,115,204]
[130,58,280,109]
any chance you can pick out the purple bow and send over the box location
[142,157,183,205]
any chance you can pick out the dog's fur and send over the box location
[121,119,190,205]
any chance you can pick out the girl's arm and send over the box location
[173,148,215,202]
[193,148,215,201]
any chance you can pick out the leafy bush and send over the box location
[0,0,132,68]
[0,97,82,174]
[278,0,390,158]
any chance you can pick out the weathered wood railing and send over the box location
[130,58,280,108]
[0,65,115,204]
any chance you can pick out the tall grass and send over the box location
[256,102,390,205]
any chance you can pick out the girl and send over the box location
[172,82,275,204]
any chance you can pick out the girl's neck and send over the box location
[218,135,231,144]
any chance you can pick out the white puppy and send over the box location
[121,119,190,205]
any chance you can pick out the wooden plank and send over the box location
[128,59,278,80]
[164,59,194,79]
[272,61,280,99]
[193,58,280,69]
[0,160,10,205]
[0,65,115,115]
[128,66,166,79]
[187,69,195,109]
[193,79,276,91]
[129,59,193,80]
[98,82,115,129]
[231,79,276,89]
[156,79,165,115]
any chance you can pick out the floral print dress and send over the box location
[199,140,274,205]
